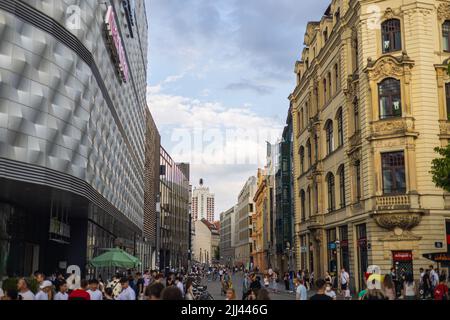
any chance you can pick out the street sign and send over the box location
[435,242,444,249]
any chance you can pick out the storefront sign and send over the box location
[393,251,413,261]
[425,253,450,262]
[105,6,129,83]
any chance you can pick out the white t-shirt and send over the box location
[116,287,136,300]
[341,271,349,284]
[326,290,337,299]
[35,291,49,300]
[87,289,103,301]
[176,282,184,297]
[19,290,35,300]
[54,292,68,300]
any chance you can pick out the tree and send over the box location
[430,144,450,193]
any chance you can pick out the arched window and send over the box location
[338,165,346,208]
[382,19,402,53]
[328,72,332,96]
[323,28,328,42]
[325,120,334,155]
[378,78,401,119]
[300,146,305,173]
[326,172,335,212]
[306,139,312,167]
[314,182,319,213]
[446,83,450,120]
[300,190,306,221]
[337,108,344,147]
[443,20,450,52]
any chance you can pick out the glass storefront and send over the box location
[327,229,338,274]
[357,224,368,289]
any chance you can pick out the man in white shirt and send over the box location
[35,280,53,300]
[340,267,350,291]
[116,278,136,300]
[430,265,439,289]
[87,279,103,300]
[54,280,69,300]
[296,279,308,300]
[175,277,184,298]
[17,278,35,300]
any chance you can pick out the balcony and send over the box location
[375,194,410,210]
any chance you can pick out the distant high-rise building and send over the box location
[192,179,215,222]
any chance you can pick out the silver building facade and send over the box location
[0,0,150,277]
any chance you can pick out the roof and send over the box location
[201,219,220,234]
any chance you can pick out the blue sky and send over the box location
[145,0,330,217]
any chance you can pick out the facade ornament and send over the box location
[366,54,414,81]
[372,211,423,241]
[384,7,401,20]
[437,3,450,21]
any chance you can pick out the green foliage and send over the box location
[1,277,39,294]
[430,144,450,193]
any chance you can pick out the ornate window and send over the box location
[337,108,344,147]
[338,165,346,208]
[306,139,312,167]
[381,151,406,194]
[378,78,401,119]
[381,19,402,53]
[355,160,361,201]
[300,190,306,221]
[300,146,305,173]
[353,97,360,132]
[443,20,450,52]
[325,120,334,155]
[327,172,336,212]
[446,83,450,120]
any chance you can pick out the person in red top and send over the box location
[434,275,449,300]
[69,279,91,301]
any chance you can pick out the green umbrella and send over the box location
[89,248,141,268]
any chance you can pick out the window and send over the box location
[337,108,343,147]
[443,20,450,52]
[300,190,306,221]
[353,97,360,132]
[335,64,340,91]
[299,108,304,131]
[338,165,346,208]
[323,78,327,103]
[446,83,450,120]
[323,28,328,42]
[314,183,319,213]
[381,19,402,53]
[305,102,310,124]
[300,146,305,173]
[306,139,312,167]
[306,58,309,69]
[379,78,401,119]
[327,173,335,212]
[355,160,361,201]
[325,120,334,155]
[307,187,311,219]
[328,72,332,96]
[314,133,319,162]
[381,151,406,194]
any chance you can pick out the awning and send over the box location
[423,252,450,263]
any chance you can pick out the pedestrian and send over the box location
[382,274,396,300]
[116,277,136,300]
[402,273,417,300]
[69,279,91,300]
[325,271,332,285]
[226,288,236,300]
[87,279,103,300]
[263,274,270,289]
[295,279,308,301]
[309,279,333,300]
[185,279,194,300]
[35,280,53,300]
[434,275,449,300]
[54,280,69,300]
[272,271,278,293]
[283,272,290,291]
[430,265,439,291]
[103,287,114,300]
[67,270,81,292]
[33,271,46,285]
[161,286,183,300]
[325,283,337,300]
[145,282,165,300]
[108,274,122,299]
[175,276,184,298]
[256,288,270,300]
[135,272,145,300]
[362,288,387,300]
[242,272,250,300]
[3,289,20,300]
[17,278,35,300]
[250,274,262,291]
[340,267,350,294]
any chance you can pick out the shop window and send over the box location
[382,19,402,53]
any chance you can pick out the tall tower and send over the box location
[192,179,215,222]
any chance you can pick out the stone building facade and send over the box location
[290,0,450,291]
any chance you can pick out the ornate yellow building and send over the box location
[290,0,450,291]
[253,169,269,271]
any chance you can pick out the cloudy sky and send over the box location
[145,0,330,218]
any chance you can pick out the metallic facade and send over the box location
[0,0,151,276]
